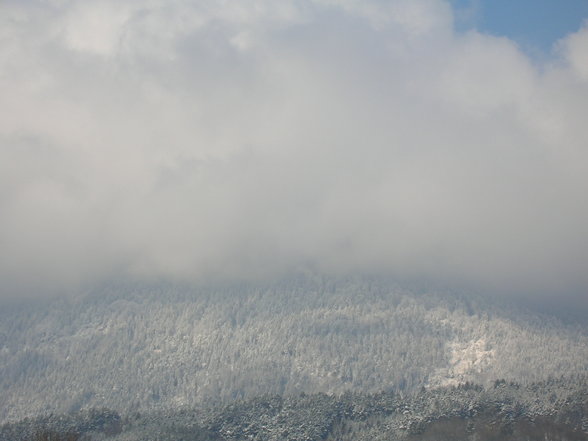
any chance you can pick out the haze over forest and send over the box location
[2,2,588,440]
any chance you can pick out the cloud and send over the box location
[0,0,587,301]
[562,21,588,81]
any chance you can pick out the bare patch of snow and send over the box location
[429,337,495,388]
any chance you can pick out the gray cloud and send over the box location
[1,0,588,301]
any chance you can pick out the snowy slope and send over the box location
[1,278,587,423]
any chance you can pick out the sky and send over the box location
[1,0,588,306]
[451,0,588,55]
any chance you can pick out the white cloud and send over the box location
[61,1,132,56]
[561,21,588,81]
[0,0,587,301]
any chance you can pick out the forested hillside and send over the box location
[2,378,588,440]
[1,277,587,423]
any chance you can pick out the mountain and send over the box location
[1,276,587,424]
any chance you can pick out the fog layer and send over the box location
[1,0,588,300]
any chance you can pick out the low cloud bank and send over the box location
[1,0,587,303]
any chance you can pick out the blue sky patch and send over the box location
[450,0,588,54]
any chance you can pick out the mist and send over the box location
[1,0,587,304]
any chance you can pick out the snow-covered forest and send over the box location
[1,277,587,424]
[2,376,588,440]
[3,0,588,439]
